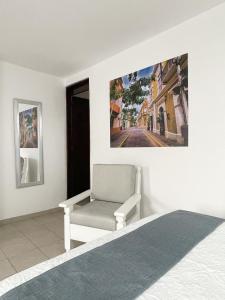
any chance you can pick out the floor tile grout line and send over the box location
[4,246,44,273]
[0,240,36,261]
[36,245,50,259]
[4,232,54,273]
[5,257,17,273]
[21,225,62,252]
[9,250,49,273]
[43,224,64,240]
[11,223,40,251]
[1,221,57,259]
[7,243,52,273]
[0,212,65,275]
[35,243,61,260]
[0,249,7,262]
[12,217,63,242]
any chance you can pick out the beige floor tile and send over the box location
[32,213,60,225]
[0,224,23,242]
[45,221,64,238]
[40,240,65,258]
[10,248,47,272]
[0,223,18,234]
[0,236,36,258]
[0,249,6,261]
[0,212,73,279]
[0,230,24,244]
[11,219,46,235]
[51,211,64,221]
[0,259,16,280]
[25,228,61,247]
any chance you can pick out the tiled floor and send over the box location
[0,210,82,281]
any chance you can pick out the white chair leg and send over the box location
[136,201,141,220]
[64,207,71,251]
[116,216,126,230]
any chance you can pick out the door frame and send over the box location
[66,78,90,199]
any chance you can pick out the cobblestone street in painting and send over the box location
[110,128,177,147]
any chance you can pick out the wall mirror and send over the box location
[14,99,44,188]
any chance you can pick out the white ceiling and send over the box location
[0,0,224,77]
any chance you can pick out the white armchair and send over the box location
[59,164,141,251]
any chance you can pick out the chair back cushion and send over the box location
[92,164,136,203]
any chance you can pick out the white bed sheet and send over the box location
[0,213,225,299]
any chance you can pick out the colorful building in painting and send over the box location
[137,99,149,128]
[121,110,131,130]
[139,54,188,145]
[110,78,124,134]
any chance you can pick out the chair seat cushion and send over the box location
[70,200,121,231]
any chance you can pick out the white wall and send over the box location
[0,62,66,220]
[65,4,225,218]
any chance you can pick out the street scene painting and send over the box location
[110,54,188,147]
[19,107,38,148]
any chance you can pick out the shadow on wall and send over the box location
[141,193,155,217]
[140,166,172,217]
[140,166,154,217]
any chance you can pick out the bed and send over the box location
[0,210,225,299]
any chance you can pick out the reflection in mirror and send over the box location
[14,99,44,188]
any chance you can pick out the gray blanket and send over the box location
[1,210,224,300]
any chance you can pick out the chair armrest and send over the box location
[59,189,91,208]
[114,193,141,218]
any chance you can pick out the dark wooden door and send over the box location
[159,107,165,136]
[66,80,90,199]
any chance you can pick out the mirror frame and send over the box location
[13,98,44,188]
